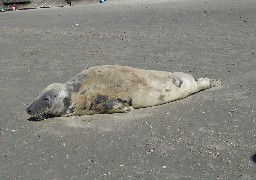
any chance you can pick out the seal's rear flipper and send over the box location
[196,78,221,91]
[210,79,222,87]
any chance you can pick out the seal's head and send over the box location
[26,83,70,119]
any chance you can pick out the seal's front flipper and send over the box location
[91,95,133,114]
[103,99,134,113]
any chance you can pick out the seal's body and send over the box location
[26,65,221,118]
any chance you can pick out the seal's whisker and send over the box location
[33,113,47,121]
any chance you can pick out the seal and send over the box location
[26,65,221,119]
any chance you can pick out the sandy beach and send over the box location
[0,0,255,179]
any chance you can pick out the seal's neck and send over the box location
[62,83,76,115]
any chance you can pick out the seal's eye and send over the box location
[44,98,49,102]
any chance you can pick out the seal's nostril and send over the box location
[26,108,32,114]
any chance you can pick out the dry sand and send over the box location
[0,0,255,179]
